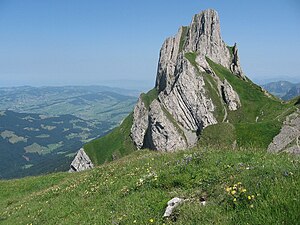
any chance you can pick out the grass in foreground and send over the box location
[0,148,299,225]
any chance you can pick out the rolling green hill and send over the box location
[0,110,112,179]
[0,147,299,224]
[0,86,138,179]
[0,86,138,123]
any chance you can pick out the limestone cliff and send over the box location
[130,9,243,151]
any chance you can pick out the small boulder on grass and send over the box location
[163,197,184,218]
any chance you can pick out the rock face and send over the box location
[130,9,243,152]
[230,43,244,79]
[220,79,241,111]
[268,110,300,154]
[145,100,188,151]
[131,97,149,149]
[69,148,94,172]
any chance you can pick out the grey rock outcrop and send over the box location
[268,110,300,154]
[144,100,188,151]
[69,148,94,172]
[230,43,245,79]
[130,97,149,149]
[130,9,244,152]
[163,197,184,218]
[220,79,241,111]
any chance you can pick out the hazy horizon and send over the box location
[0,76,300,91]
[0,0,299,88]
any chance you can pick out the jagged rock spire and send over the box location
[132,9,244,152]
[156,9,245,93]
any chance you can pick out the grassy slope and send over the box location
[184,53,297,149]
[0,147,299,224]
[206,58,297,149]
[84,113,136,165]
[141,88,158,109]
[84,88,158,165]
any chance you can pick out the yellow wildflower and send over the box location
[250,204,254,208]
[251,195,255,199]
[248,196,252,200]
[237,182,242,185]
[241,188,247,193]
[149,218,154,223]
[231,190,236,195]
[226,187,231,192]
[233,198,237,202]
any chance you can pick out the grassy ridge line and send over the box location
[183,52,297,149]
[141,88,158,109]
[179,26,189,52]
[205,57,297,148]
[205,57,294,123]
[84,88,158,166]
[0,148,299,224]
[84,113,136,165]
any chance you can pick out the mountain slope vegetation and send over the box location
[0,147,299,224]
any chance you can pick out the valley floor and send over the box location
[0,148,299,224]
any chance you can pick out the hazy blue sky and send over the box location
[0,0,299,90]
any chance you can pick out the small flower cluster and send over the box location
[136,171,158,188]
[120,170,158,196]
[225,182,257,208]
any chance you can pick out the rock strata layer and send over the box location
[130,9,243,151]
[69,148,94,172]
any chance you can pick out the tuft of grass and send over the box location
[227,46,234,57]
[179,26,189,52]
[0,147,299,224]
[184,52,198,70]
[141,88,158,109]
[84,113,136,165]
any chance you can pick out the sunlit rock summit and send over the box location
[130,9,243,151]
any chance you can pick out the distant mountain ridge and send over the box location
[0,85,138,123]
[262,81,300,100]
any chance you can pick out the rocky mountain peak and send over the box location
[155,9,245,93]
[187,9,222,52]
[131,9,244,152]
